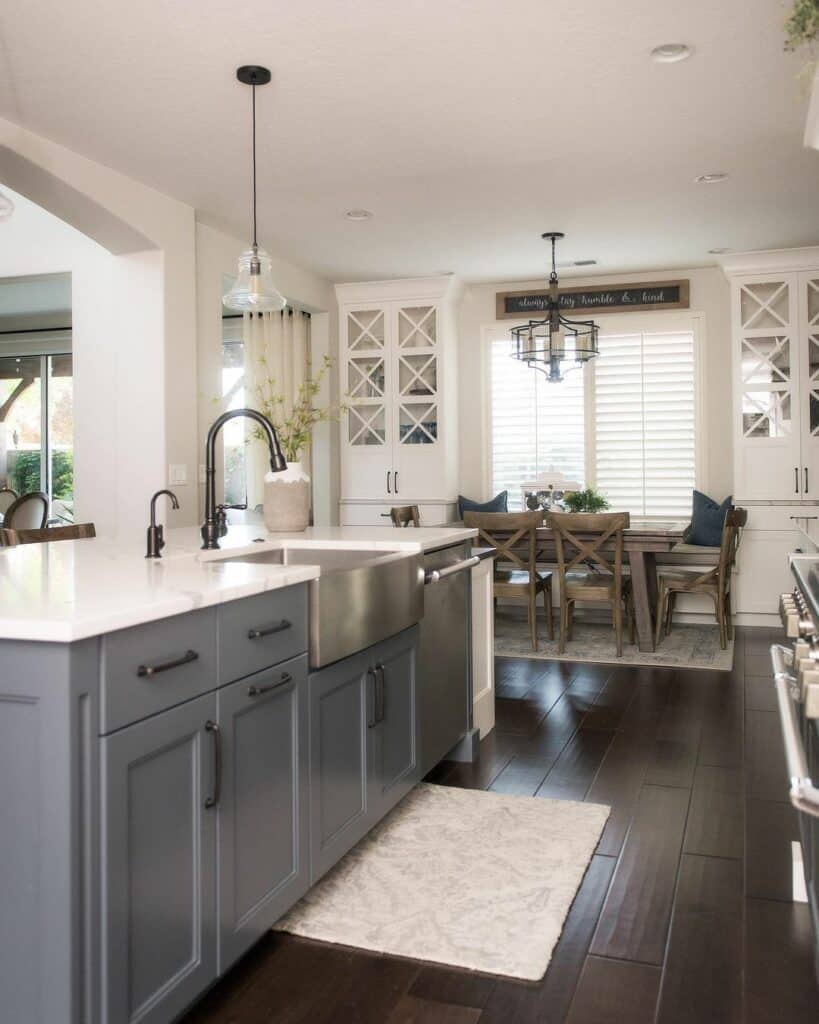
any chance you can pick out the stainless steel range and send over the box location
[774,555,819,983]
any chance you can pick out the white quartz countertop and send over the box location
[0,524,477,643]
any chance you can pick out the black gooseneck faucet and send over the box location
[201,408,287,550]
[146,489,180,558]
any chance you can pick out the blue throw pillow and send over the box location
[458,491,508,518]
[686,490,732,547]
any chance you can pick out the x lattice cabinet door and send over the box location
[799,272,819,499]
[732,273,801,500]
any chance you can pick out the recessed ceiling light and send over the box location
[650,43,693,63]
[695,173,729,184]
[708,247,732,254]
[346,208,373,221]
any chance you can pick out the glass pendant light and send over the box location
[223,66,287,313]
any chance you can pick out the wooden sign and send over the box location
[496,279,690,319]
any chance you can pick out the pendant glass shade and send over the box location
[223,246,287,312]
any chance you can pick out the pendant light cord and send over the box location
[251,80,258,250]
[549,234,558,284]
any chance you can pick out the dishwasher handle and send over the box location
[771,643,819,819]
[424,555,481,585]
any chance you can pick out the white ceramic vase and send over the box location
[263,461,311,532]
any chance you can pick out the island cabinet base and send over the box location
[308,625,420,884]
[0,587,424,1024]
[0,638,101,1024]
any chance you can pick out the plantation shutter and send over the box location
[490,339,585,510]
[594,330,696,517]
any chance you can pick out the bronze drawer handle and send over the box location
[247,619,291,640]
[247,672,293,697]
[137,649,199,678]
[204,720,221,809]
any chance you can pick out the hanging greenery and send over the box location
[785,0,819,51]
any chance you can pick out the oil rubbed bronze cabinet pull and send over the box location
[204,720,221,809]
[247,672,293,697]
[247,619,291,640]
[375,664,386,723]
[137,649,199,678]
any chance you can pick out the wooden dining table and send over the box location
[483,519,694,652]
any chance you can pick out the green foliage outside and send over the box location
[563,487,610,513]
[9,450,73,500]
[785,0,819,50]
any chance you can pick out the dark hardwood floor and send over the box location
[183,628,818,1023]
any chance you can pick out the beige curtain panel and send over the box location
[243,309,311,509]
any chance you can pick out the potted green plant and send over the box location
[562,488,610,513]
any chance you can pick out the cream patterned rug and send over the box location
[276,783,609,980]
[494,608,733,671]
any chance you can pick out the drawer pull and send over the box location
[247,619,291,640]
[248,672,293,697]
[137,649,199,678]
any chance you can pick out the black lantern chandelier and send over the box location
[510,232,599,383]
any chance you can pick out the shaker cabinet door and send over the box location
[308,650,374,883]
[217,656,309,973]
[101,693,218,1024]
[371,626,420,820]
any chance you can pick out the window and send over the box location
[221,317,247,506]
[488,318,699,517]
[0,334,74,516]
[490,341,584,508]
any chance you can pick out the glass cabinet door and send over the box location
[734,278,801,500]
[343,307,392,499]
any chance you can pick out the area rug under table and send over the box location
[494,609,734,671]
[275,783,609,981]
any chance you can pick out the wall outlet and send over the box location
[168,464,188,485]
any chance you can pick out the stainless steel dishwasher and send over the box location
[419,542,483,776]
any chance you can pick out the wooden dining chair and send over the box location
[0,523,96,547]
[0,487,18,517]
[3,491,49,530]
[463,510,552,650]
[547,511,633,657]
[390,505,420,528]
[655,507,747,650]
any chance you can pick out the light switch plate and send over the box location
[168,464,188,485]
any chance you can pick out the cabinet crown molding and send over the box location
[719,247,819,277]
[335,274,462,305]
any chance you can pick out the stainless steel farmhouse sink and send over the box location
[224,546,425,668]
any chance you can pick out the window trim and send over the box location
[481,310,707,518]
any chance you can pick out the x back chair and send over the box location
[0,487,18,518]
[463,510,552,650]
[0,523,96,547]
[389,504,420,528]
[547,511,633,657]
[3,491,48,530]
[655,507,747,650]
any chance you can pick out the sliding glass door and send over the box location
[0,350,73,516]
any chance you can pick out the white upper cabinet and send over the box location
[336,277,461,521]
[724,249,819,502]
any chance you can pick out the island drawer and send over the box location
[218,584,308,684]
[100,607,218,734]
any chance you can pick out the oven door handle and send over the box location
[424,555,480,585]
[771,643,819,819]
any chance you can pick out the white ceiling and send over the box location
[1,0,817,282]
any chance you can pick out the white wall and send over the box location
[457,265,733,504]
[0,117,197,538]
[195,223,339,525]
